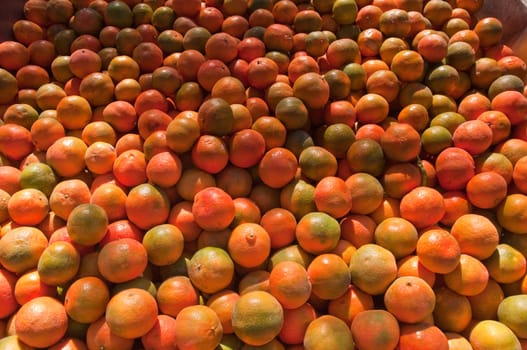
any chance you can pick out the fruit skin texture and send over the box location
[14,296,69,348]
[105,288,159,340]
[192,187,235,231]
[469,320,521,350]
[349,243,398,296]
[0,269,18,319]
[4,0,527,349]
[350,309,400,350]
[497,295,527,339]
[303,314,355,350]
[398,322,449,350]
[0,226,48,275]
[232,291,284,346]
[174,305,223,350]
[383,276,436,324]
[187,246,235,294]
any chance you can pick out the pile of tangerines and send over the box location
[2,0,527,349]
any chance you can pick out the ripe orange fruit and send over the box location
[450,213,500,260]
[399,322,449,350]
[7,188,49,226]
[466,171,508,209]
[497,193,527,235]
[468,278,505,321]
[313,176,352,219]
[0,269,18,319]
[380,122,422,162]
[105,287,158,339]
[303,314,355,350]
[14,296,69,348]
[484,243,527,284]
[225,196,260,225]
[399,186,445,229]
[216,165,253,199]
[247,56,280,90]
[206,289,240,334]
[113,149,147,188]
[251,116,288,150]
[513,155,527,194]
[382,162,422,200]
[30,117,66,153]
[469,320,521,350]
[137,109,172,141]
[263,22,294,53]
[327,284,374,326]
[125,183,170,230]
[187,246,235,294]
[102,101,138,134]
[232,291,284,346]
[45,136,88,178]
[293,72,330,110]
[86,316,134,350]
[191,134,229,174]
[492,90,527,126]
[433,286,473,333]
[307,253,351,300]
[384,276,436,324]
[397,255,436,287]
[192,187,235,231]
[416,227,461,274]
[156,275,199,318]
[295,212,341,255]
[350,309,400,350]
[89,183,127,222]
[37,241,81,286]
[269,260,312,309]
[98,219,142,248]
[349,243,397,296]
[452,119,494,155]
[174,305,223,350]
[140,314,178,350]
[14,268,57,306]
[167,201,202,243]
[0,226,48,275]
[444,253,490,296]
[175,169,216,203]
[97,238,148,283]
[228,222,271,269]
[374,217,418,259]
[260,207,297,250]
[64,276,110,324]
[279,302,317,345]
[258,147,298,189]
[84,141,117,175]
[477,110,511,146]
[48,337,89,350]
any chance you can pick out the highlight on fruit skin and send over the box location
[1,0,527,349]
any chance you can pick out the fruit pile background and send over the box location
[1,0,527,349]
